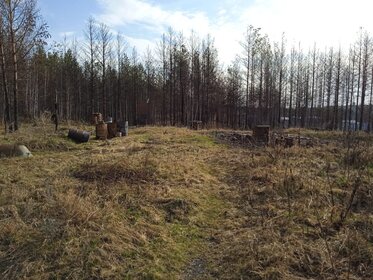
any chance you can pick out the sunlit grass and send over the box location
[0,122,372,279]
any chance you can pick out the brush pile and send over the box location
[212,131,255,147]
[272,132,317,147]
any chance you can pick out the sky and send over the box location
[39,0,373,65]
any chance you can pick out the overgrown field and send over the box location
[0,123,372,279]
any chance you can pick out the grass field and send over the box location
[0,122,372,279]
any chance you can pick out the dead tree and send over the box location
[359,33,370,130]
[0,0,48,131]
[98,22,111,117]
[0,15,11,132]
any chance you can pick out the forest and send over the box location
[1,0,372,132]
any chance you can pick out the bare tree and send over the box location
[309,44,317,127]
[240,26,261,128]
[83,17,98,114]
[333,48,341,129]
[359,33,370,130]
[368,66,373,132]
[98,22,111,117]
[144,46,155,124]
[0,0,48,130]
[115,33,127,120]
[288,47,296,127]
[0,14,11,132]
[355,28,363,130]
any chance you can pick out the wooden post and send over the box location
[51,102,59,131]
[124,121,128,136]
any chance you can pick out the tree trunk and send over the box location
[0,30,11,133]
[11,28,19,131]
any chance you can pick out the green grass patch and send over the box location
[178,134,218,148]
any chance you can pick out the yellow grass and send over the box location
[0,122,372,279]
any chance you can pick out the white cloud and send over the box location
[213,0,373,63]
[96,0,210,35]
[94,0,373,64]
[239,0,373,50]
[96,0,235,62]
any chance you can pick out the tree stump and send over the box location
[191,121,202,130]
[253,125,270,144]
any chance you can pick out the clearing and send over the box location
[0,124,372,279]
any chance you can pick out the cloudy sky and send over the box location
[39,0,373,64]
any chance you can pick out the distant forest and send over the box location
[1,0,373,131]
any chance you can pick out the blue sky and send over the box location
[39,0,373,64]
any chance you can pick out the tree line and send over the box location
[1,0,373,132]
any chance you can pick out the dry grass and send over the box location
[0,122,372,279]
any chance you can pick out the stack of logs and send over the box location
[252,125,316,147]
[214,131,254,146]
